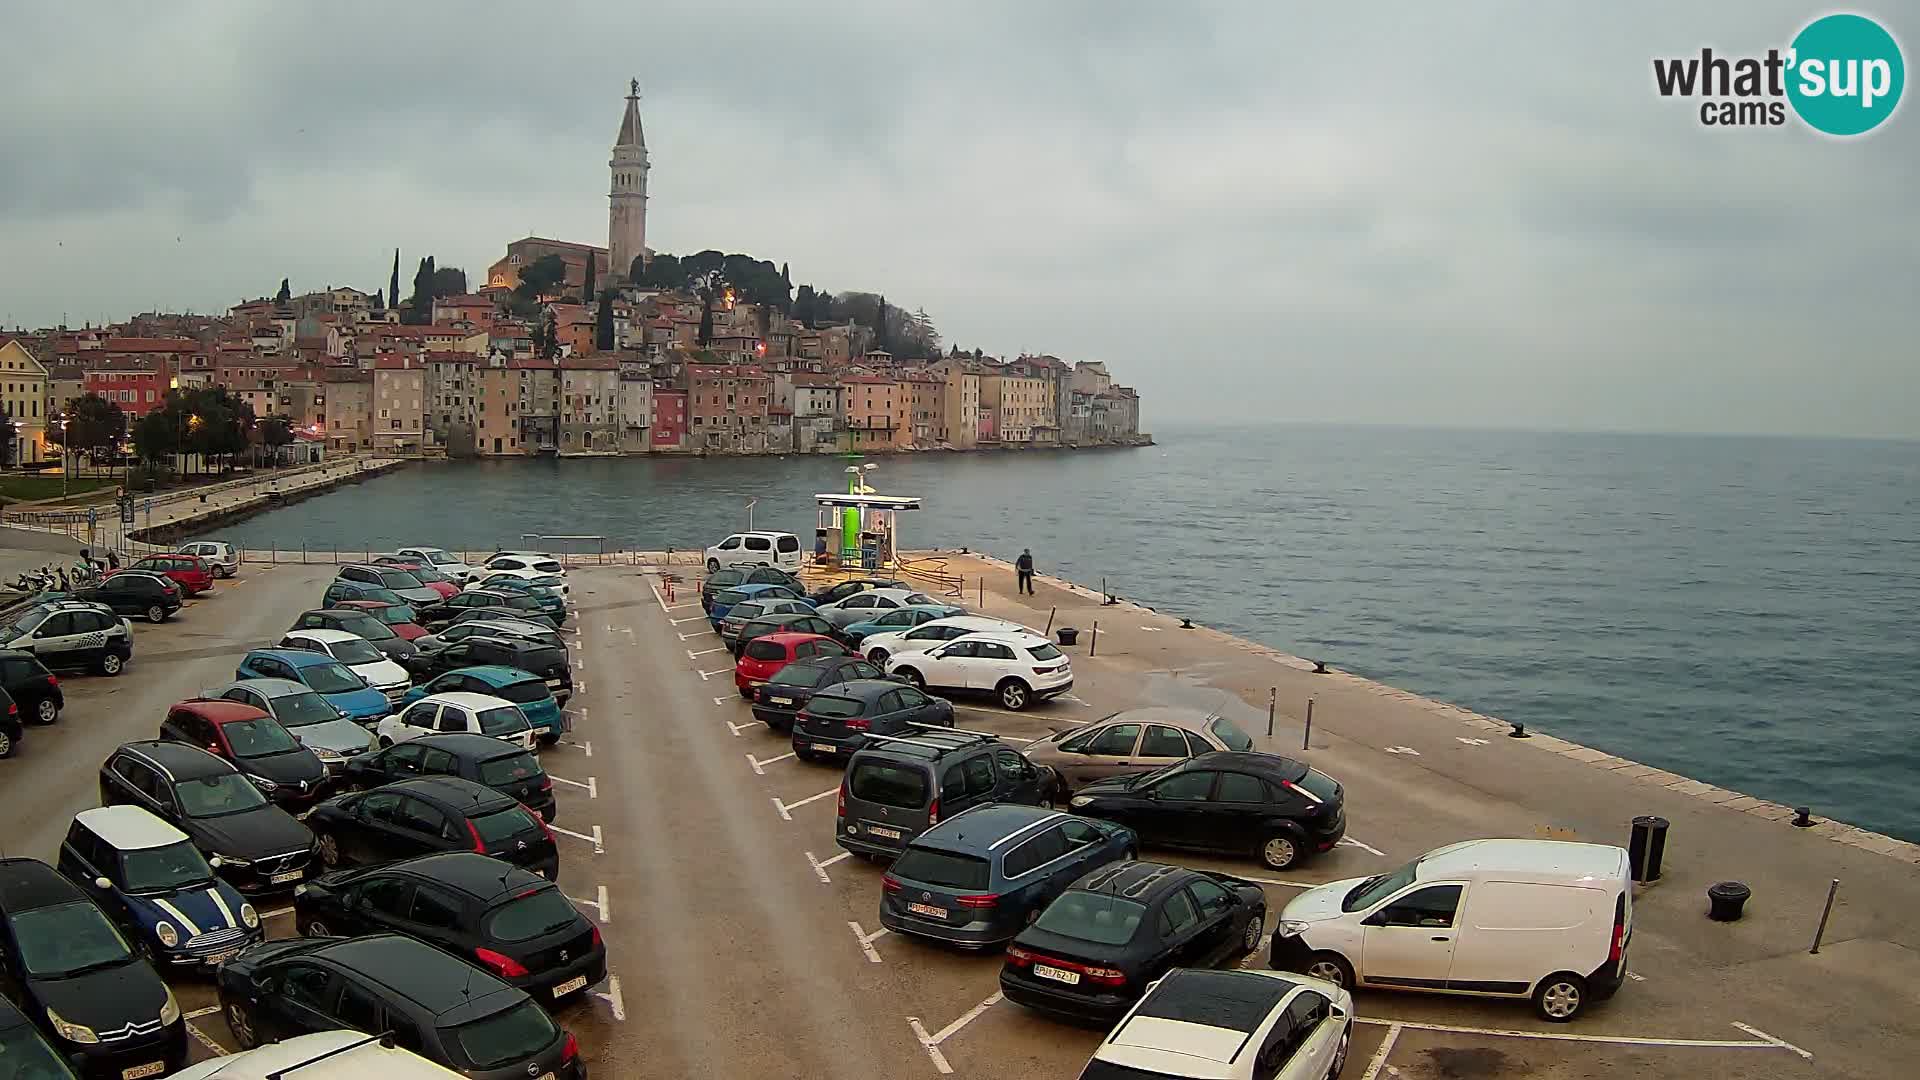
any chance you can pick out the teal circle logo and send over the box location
[1787,14,1905,135]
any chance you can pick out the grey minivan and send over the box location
[836,729,1057,860]
[201,678,376,777]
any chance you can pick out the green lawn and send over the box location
[0,474,121,504]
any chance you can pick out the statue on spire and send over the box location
[630,77,639,97]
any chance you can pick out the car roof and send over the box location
[383,852,546,900]
[1184,750,1309,782]
[414,732,533,759]
[418,691,518,711]
[76,805,190,851]
[285,628,365,645]
[332,599,401,610]
[727,530,794,539]
[384,776,515,812]
[951,630,1053,649]
[165,1029,467,1080]
[781,651,858,670]
[251,648,342,670]
[1070,861,1202,904]
[837,587,922,602]
[208,677,311,699]
[747,612,820,627]
[731,583,794,595]
[1414,839,1628,884]
[857,604,958,621]
[757,632,833,647]
[0,857,86,911]
[910,615,1033,634]
[1109,970,1303,1067]
[808,679,898,704]
[116,739,233,779]
[1102,707,1225,732]
[914,805,1065,855]
[171,699,271,724]
[311,934,515,1015]
[442,665,539,685]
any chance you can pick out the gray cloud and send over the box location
[1,1,1914,436]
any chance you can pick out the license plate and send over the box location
[205,948,241,965]
[865,825,902,840]
[123,1065,165,1080]
[553,975,588,997]
[771,696,794,706]
[906,902,947,919]
[270,869,304,884]
[811,742,838,753]
[1033,964,1081,985]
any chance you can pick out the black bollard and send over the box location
[1793,807,1815,828]
[1508,721,1531,738]
[1707,881,1751,921]
[1628,816,1670,882]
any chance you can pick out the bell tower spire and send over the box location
[609,79,650,285]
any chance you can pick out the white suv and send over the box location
[1077,968,1352,1080]
[884,630,1071,711]
[705,531,802,573]
[277,628,413,705]
[394,546,477,582]
[177,540,241,578]
[861,615,1036,665]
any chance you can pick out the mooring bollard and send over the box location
[1303,697,1315,750]
[1810,878,1839,953]
[1708,880,1752,922]
[1090,620,1099,657]
[1312,659,1329,674]
[1793,806,1815,828]
[1508,721,1530,738]
[1628,816,1670,883]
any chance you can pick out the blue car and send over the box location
[477,578,569,623]
[399,664,566,743]
[236,648,390,723]
[57,805,263,967]
[841,603,969,646]
[709,582,811,630]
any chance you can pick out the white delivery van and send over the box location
[1268,838,1632,1021]
[705,531,804,573]
[167,1030,464,1078]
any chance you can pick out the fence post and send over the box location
[1303,697,1315,750]
[1267,687,1277,737]
[1090,620,1099,657]
[1810,879,1840,954]
[1045,607,1057,635]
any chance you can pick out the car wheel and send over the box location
[146,604,166,623]
[896,667,925,690]
[315,832,341,868]
[99,652,125,676]
[300,918,331,938]
[226,1001,257,1050]
[867,648,888,664]
[1261,833,1301,870]
[1242,912,1265,956]
[706,559,720,574]
[1328,1027,1351,1078]
[997,678,1032,711]
[33,698,58,725]
[1303,951,1354,990]
[1533,972,1587,1022]
[378,736,394,748]
[0,728,13,759]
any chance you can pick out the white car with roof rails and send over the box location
[375,692,537,752]
[860,614,1037,665]
[704,531,803,573]
[276,628,412,706]
[393,546,477,582]
[884,630,1071,711]
[1078,967,1352,1080]
[168,1030,466,1079]
[177,540,241,578]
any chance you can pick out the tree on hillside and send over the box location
[373,288,384,310]
[874,295,889,353]
[691,269,724,347]
[430,266,466,297]
[793,285,817,328]
[275,278,291,305]
[583,256,597,304]
[595,291,615,351]
[389,249,401,312]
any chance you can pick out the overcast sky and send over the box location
[3,2,1914,436]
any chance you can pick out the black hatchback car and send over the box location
[879,805,1136,949]
[701,565,803,608]
[1067,751,1347,871]
[1000,861,1269,1023]
[216,933,584,1080]
[305,777,559,880]
[343,733,556,822]
[415,591,558,631]
[0,650,64,726]
[409,637,573,706]
[98,742,318,894]
[0,857,187,1079]
[752,655,885,731]
[792,678,956,763]
[293,853,605,1003]
[288,608,418,664]
[74,572,181,624]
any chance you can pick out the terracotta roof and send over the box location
[101,337,198,352]
[48,364,84,380]
[372,355,419,370]
[83,359,162,374]
[422,350,477,365]
[560,354,618,370]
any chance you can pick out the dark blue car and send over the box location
[236,648,390,723]
[57,806,262,968]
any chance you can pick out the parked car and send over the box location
[159,699,330,808]
[704,531,803,573]
[288,608,419,665]
[838,731,1057,860]
[1073,968,1352,1080]
[0,650,64,725]
[332,598,430,641]
[400,664,565,744]
[0,601,133,677]
[415,619,564,657]
[393,545,478,583]
[459,576,567,623]
[1025,707,1259,791]
[478,551,566,577]
[320,580,407,609]
[120,554,214,597]
[415,590,558,631]
[292,853,603,1001]
[235,649,391,724]
[0,688,19,760]
[710,581,808,629]
[813,587,948,630]
[735,632,849,699]
[436,607,564,636]
[1001,861,1268,1022]
[366,558,460,599]
[332,564,443,607]
[717,595,818,644]
[792,679,956,763]
[808,576,906,607]
[1069,751,1346,872]
[177,540,241,579]
[859,614,1037,665]
[74,571,181,623]
[1270,838,1633,1021]
[885,630,1073,711]
[166,1029,465,1080]
[467,568,570,601]
[841,603,969,647]
[203,678,375,776]
[734,611,839,657]
[276,628,413,707]
[214,934,584,1079]
[0,857,187,1078]
[406,629,572,696]
[0,995,77,1080]
[376,693,537,753]
[57,805,263,968]
[879,805,1135,949]
[305,777,558,879]
[700,564,803,608]
[98,741,318,894]
[750,653,878,729]
[342,733,556,822]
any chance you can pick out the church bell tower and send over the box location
[608,79,649,286]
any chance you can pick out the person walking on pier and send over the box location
[1016,548,1036,595]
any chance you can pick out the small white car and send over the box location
[375,692,536,751]
[884,630,1072,711]
[861,615,1036,664]
[277,629,412,706]
[394,545,477,582]
[481,551,566,577]
[467,567,570,599]
[812,587,945,629]
[168,1030,466,1079]
[704,531,803,573]
[1078,968,1352,1080]
[177,540,241,578]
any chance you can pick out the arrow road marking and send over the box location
[1456,737,1490,746]
[1384,745,1421,755]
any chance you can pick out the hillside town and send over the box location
[0,83,1146,466]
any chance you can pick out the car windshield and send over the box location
[713,589,748,606]
[905,593,937,606]
[121,839,214,892]
[302,662,365,694]
[769,663,821,686]
[1027,642,1064,661]
[5,611,45,637]
[472,806,539,844]
[482,889,579,943]
[1297,768,1341,803]
[494,680,550,706]
[891,848,990,891]
[1209,716,1255,752]
[9,902,133,978]
[335,614,397,641]
[176,773,270,817]
[0,1018,72,1074]
[272,690,343,727]
[330,637,384,665]
[849,762,928,808]
[502,594,540,611]
[222,718,300,758]
[477,707,531,737]
[478,752,543,787]
[729,601,767,621]
[804,695,863,719]
[420,549,454,564]
[448,1000,558,1070]
[1343,859,1421,913]
[1033,891,1147,946]
[375,570,425,590]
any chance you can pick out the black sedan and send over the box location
[701,565,804,608]
[752,655,886,731]
[808,577,906,607]
[342,733,557,822]
[0,858,187,1079]
[288,608,418,665]
[1000,861,1268,1023]
[305,777,559,880]
[1067,751,1347,871]
[792,678,955,763]
[98,742,318,894]
[293,853,605,1003]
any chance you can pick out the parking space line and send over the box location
[687,647,728,658]
[1730,1023,1814,1059]
[549,823,605,853]
[698,667,733,680]
[679,632,707,641]
[713,696,734,706]
[1339,836,1387,857]
[772,788,837,820]
[907,991,1003,1075]
[847,920,889,963]
[671,616,710,626]
[807,850,852,883]
[1359,1021,1400,1080]
[726,719,762,738]
[593,975,626,1021]
[550,774,597,798]
[186,1020,230,1057]
[748,751,796,775]
[1353,1016,1813,1055]
[183,1006,222,1020]
[560,738,593,756]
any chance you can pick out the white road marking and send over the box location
[1456,737,1490,746]
[183,1006,222,1020]
[575,657,585,673]
[726,720,760,737]
[1384,745,1420,755]
[679,632,704,641]
[907,1018,951,1075]
[847,920,889,963]
[908,991,1004,1075]
[687,646,728,658]
[550,774,597,798]
[593,975,626,1021]
[1730,1022,1813,1059]
[698,668,732,680]
[1353,1016,1814,1056]
[748,751,796,775]
[650,581,673,613]
[807,850,852,883]
[1139,626,1162,632]
[598,884,610,922]
[187,1021,230,1056]
[713,696,733,706]
[548,823,605,853]
[1340,836,1388,857]
[559,738,593,756]
[671,616,710,626]
[773,788,837,820]
[1359,1022,1401,1080]
[1626,971,1646,982]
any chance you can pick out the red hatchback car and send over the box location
[332,598,429,640]
[120,553,214,596]
[734,632,849,698]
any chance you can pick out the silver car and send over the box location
[177,540,241,579]
[813,588,945,630]
[413,618,566,656]
[202,677,376,776]
[333,563,444,606]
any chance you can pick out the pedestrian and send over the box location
[1016,547,1035,595]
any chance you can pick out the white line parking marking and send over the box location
[598,884,609,922]
[548,823,605,853]
[808,850,852,883]
[550,774,597,798]
[183,1006,222,1020]
[1384,745,1420,755]
[687,647,728,658]
[713,696,732,706]
[679,632,703,641]
[1456,736,1490,746]
[748,751,796,775]
[187,1021,230,1056]
[847,920,889,963]
[1353,1016,1813,1055]
[1340,836,1387,857]
[907,991,1003,1075]
[1359,1021,1400,1080]
[698,668,732,680]
[671,616,710,626]
[1730,1022,1813,1059]
[559,738,593,756]
[727,720,760,737]
[773,788,837,820]
[650,581,673,613]
[593,975,626,1021]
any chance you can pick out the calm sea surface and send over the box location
[208,425,1920,841]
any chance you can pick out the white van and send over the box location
[705,531,803,573]
[167,1030,464,1078]
[1268,839,1632,1021]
